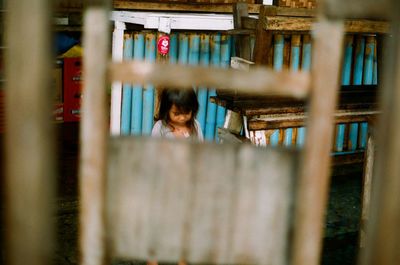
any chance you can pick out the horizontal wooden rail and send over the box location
[261,16,389,33]
[113,1,261,14]
[109,61,311,98]
[248,110,380,130]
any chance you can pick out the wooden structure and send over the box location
[4,1,400,265]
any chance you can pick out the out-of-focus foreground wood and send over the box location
[4,1,55,265]
[360,0,400,264]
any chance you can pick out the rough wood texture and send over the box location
[113,1,261,13]
[107,137,298,264]
[359,132,375,248]
[262,16,389,33]
[110,61,311,98]
[248,110,379,130]
[360,1,400,264]
[4,1,55,265]
[80,6,110,265]
[292,20,344,265]
[273,0,316,9]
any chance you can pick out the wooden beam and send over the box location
[5,1,55,265]
[322,0,390,19]
[109,61,311,99]
[292,19,344,265]
[248,110,380,130]
[113,1,261,14]
[261,5,317,17]
[80,3,110,265]
[262,16,390,33]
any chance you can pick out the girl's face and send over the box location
[168,104,192,126]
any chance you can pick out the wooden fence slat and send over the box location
[5,1,55,265]
[109,61,311,98]
[292,19,344,265]
[107,137,297,265]
[80,5,110,265]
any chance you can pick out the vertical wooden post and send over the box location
[4,1,55,265]
[80,1,110,265]
[360,1,400,264]
[359,129,375,248]
[233,2,251,61]
[292,19,344,265]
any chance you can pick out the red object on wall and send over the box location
[63,57,82,122]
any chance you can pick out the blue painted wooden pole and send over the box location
[142,32,156,135]
[178,33,189,65]
[373,36,378,85]
[336,35,354,151]
[271,34,284,146]
[120,34,134,135]
[169,33,178,64]
[215,34,231,142]
[196,34,210,135]
[359,36,375,148]
[297,34,311,147]
[130,32,145,135]
[284,35,301,147]
[349,36,365,150]
[188,34,200,66]
[205,33,221,141]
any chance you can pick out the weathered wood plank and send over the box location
[109,61,311,98]
[80,4,110,265]
[5,1,55,265]
[292,20,344,265]
[248,110,380,130]
[113,1,261,13]
[107,137,298,264]
[262,16,389,33]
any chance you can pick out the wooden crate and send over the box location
[273,0,316,9]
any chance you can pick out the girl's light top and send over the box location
[151,119,204,142]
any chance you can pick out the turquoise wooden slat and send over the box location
[169,33,178,64]
[120,34,134,135]
[349,36,365,150]
[196,34,210,135]
[131,32,145,135]
[142,33,156,135]
[205,33,221,141]
[270,34,284,146]
[336,35,354,151]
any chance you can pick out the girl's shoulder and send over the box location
[152,120,171,136]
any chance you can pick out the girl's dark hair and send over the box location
[157,88,199,133]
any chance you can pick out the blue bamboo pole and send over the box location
[196,34,210,135]
[178,33,189,65]
[205,33,221,141]
[142,32,156,135]
[336,35,354,151]
[271,34,284,146]
[297,34,311,147]
[130,32,145,135]
[188,34,200,66]
[169,33,178,64]
[373,36,378,85]
[120,34,134,135]
[215,35,231,142]
[349,36,365,150]
[284,35,301,147]
[359,36,375,149]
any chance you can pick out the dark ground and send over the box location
[1,122,363,265]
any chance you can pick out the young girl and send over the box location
[152,88,204,142]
